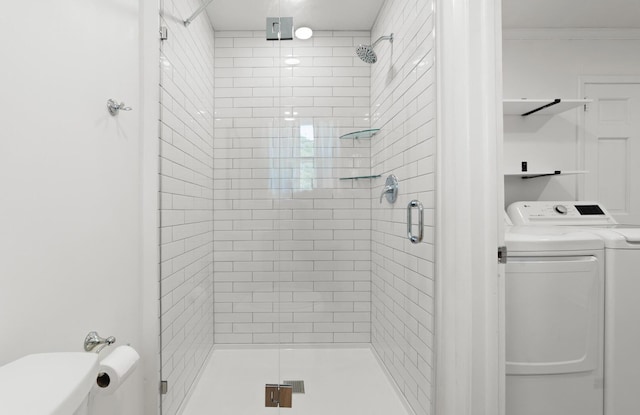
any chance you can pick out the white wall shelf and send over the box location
[339,129,380,140]
[504,170,588,179]
[503,98,591,116]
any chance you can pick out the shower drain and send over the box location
[282,380,305,394]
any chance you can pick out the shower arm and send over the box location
[371,33,394,48]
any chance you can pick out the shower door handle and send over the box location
[407,200,423,244]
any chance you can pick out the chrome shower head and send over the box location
[355,33,393,64]
[356,44,378,64]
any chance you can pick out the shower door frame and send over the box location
[145,0,509,412]
[141,0,161,413]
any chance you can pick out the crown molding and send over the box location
[503,28,640,40]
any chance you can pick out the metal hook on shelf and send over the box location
[107,99,132,116]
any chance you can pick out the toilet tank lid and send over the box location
[0,352,99,415]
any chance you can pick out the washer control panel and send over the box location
[507,201,617,226]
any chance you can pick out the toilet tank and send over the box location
[0,352,99,415]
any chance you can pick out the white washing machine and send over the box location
[508,201,640,415]
[505,223,604,415]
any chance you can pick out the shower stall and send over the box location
[158,0,436,414]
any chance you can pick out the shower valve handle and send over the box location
[379,174,399,204]
[379,185,394,203]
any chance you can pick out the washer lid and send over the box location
[506,226,604,252]
[585,227,640,248]
[615,228,640,242]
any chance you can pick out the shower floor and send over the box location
[181,346,412,415]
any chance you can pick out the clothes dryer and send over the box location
[505,225,604,415]
[508,201,640,415]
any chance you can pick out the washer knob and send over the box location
[554,204,568,215]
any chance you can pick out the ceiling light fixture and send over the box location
[295,27,313,40]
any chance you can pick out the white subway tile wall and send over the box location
[213,30,373,344]
[159,1,215,414]
[370,1,436,415]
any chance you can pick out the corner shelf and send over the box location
[503,99,591,116]
[339,174,382,181]
[339,129,380,140]
[504,170,588,180]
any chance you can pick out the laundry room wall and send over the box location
[502,31,640,206]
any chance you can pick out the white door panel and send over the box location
[583,83,640,224]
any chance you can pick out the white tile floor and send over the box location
[181,346,411,415]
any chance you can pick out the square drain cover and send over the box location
[282,380,305,394]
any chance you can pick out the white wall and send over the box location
[0,1,158,414]
[370,1,436,414]
[503,32,640,205]
[159,1,215,414]
[435,1,504,413]
[212,30,373,344]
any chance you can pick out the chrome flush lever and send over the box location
[379,174,399,204]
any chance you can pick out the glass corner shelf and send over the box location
[339,174,382,181]
[339,129,380,140]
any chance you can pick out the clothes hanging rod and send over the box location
[184,0,214,27]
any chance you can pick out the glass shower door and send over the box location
[269,2,378,411]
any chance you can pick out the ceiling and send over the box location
[503,0,640,28]
[203,0,640,32]
[206,0,386,31]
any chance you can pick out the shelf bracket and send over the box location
[521,98,561,116]
[521,170,561,179]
